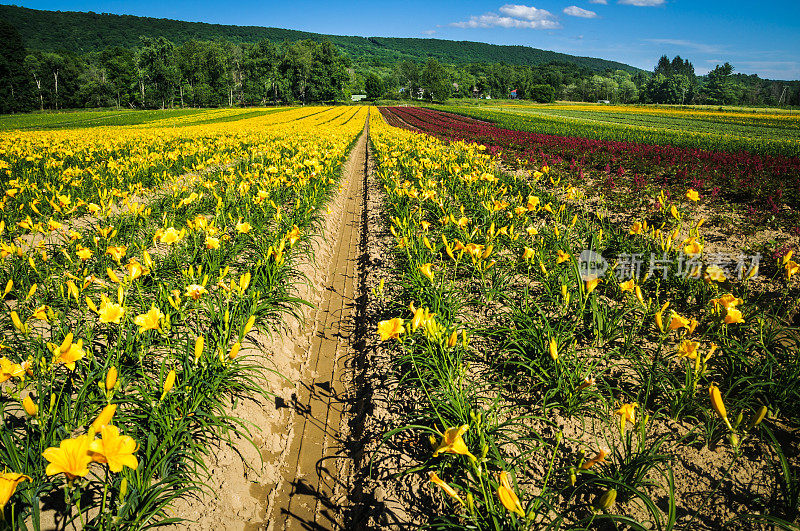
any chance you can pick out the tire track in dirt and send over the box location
[266,115,368,530]
[165,114,368,531]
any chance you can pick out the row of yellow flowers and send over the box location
[0,106,369,526]
[368,104,776,526]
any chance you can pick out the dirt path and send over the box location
[266,116,368,530]
[168,116,369,531]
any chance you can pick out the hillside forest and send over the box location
[1,14,799,112]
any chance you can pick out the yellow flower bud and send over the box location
[596,488,617,511]
[709,384,733,431]
[239,272,251,292]
[105,366,118,392]
[119,477,128,501]
[91,403,117,432]
[243,315,256,337]
[22,394,38,417]
[107,267,121,284]
[447,330,458,348]
[58,333,73,355]
[194,336,204,363]
[747,406,768,430]
[10,311,25,333]
[161,370,176,400]
[2,279,12,298]
[549,338,558,361]
[228,342,241,360]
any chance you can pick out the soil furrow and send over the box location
[167,116,368,530]
[268,116,367,530]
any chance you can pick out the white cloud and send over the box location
[451,5,560,29]
[618,0,664,5]
[421,29,437,35]
[645,38,722,54]
[498,4,554,20]
[563,6,598,18]
[589,0,608,3]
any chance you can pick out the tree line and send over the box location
[1,17,798,113]
[1,21,351,112]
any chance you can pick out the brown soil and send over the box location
[168,117,372,530]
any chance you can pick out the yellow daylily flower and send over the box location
[158,227,183,245]
[98,299,124,324]
[585,278,601,295]
[710,293,742,312]
[134,305,164,333]
[125,259,149,280]
[677,340,700,359]
[616,403,637,433]
[428,471,464,505]
[235,220,252,234]
[522,247,535,261]
[724,308,744,324]
[287,225,301,247]
[105,245,126,263]
[581,447,609,469]
[432,425,475,460]
[53,338,85,371]
[31,305,49,321]
[0,358,25,383]
[0,472,30,512]
[88,425,139,473]
[785,260,799,279]
[419,263,434,282]
[377,318,405,341]
[705,265,726,283]
[629,221,646,235]
[668,311,691,331]
[43,435,93,481]
[76,247,93,261]
[619,279,635,293]
[185,284,208,301]
[683,237,703,257]
[497,471,525,517]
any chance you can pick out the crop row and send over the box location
[440,104,800,158]
[369,112,800,528]
[0,106,368,528]
[380,106,800,217]
[502,104,800,133]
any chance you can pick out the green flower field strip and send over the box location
[366,116,798,528]
[0,108,367,528]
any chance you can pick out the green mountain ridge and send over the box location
[0,3,642,73]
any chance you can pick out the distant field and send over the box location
[438,102,800,157]
[0,107,288,131]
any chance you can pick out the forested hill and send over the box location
[0,4,641,73]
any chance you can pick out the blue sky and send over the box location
[13,0,800,79]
